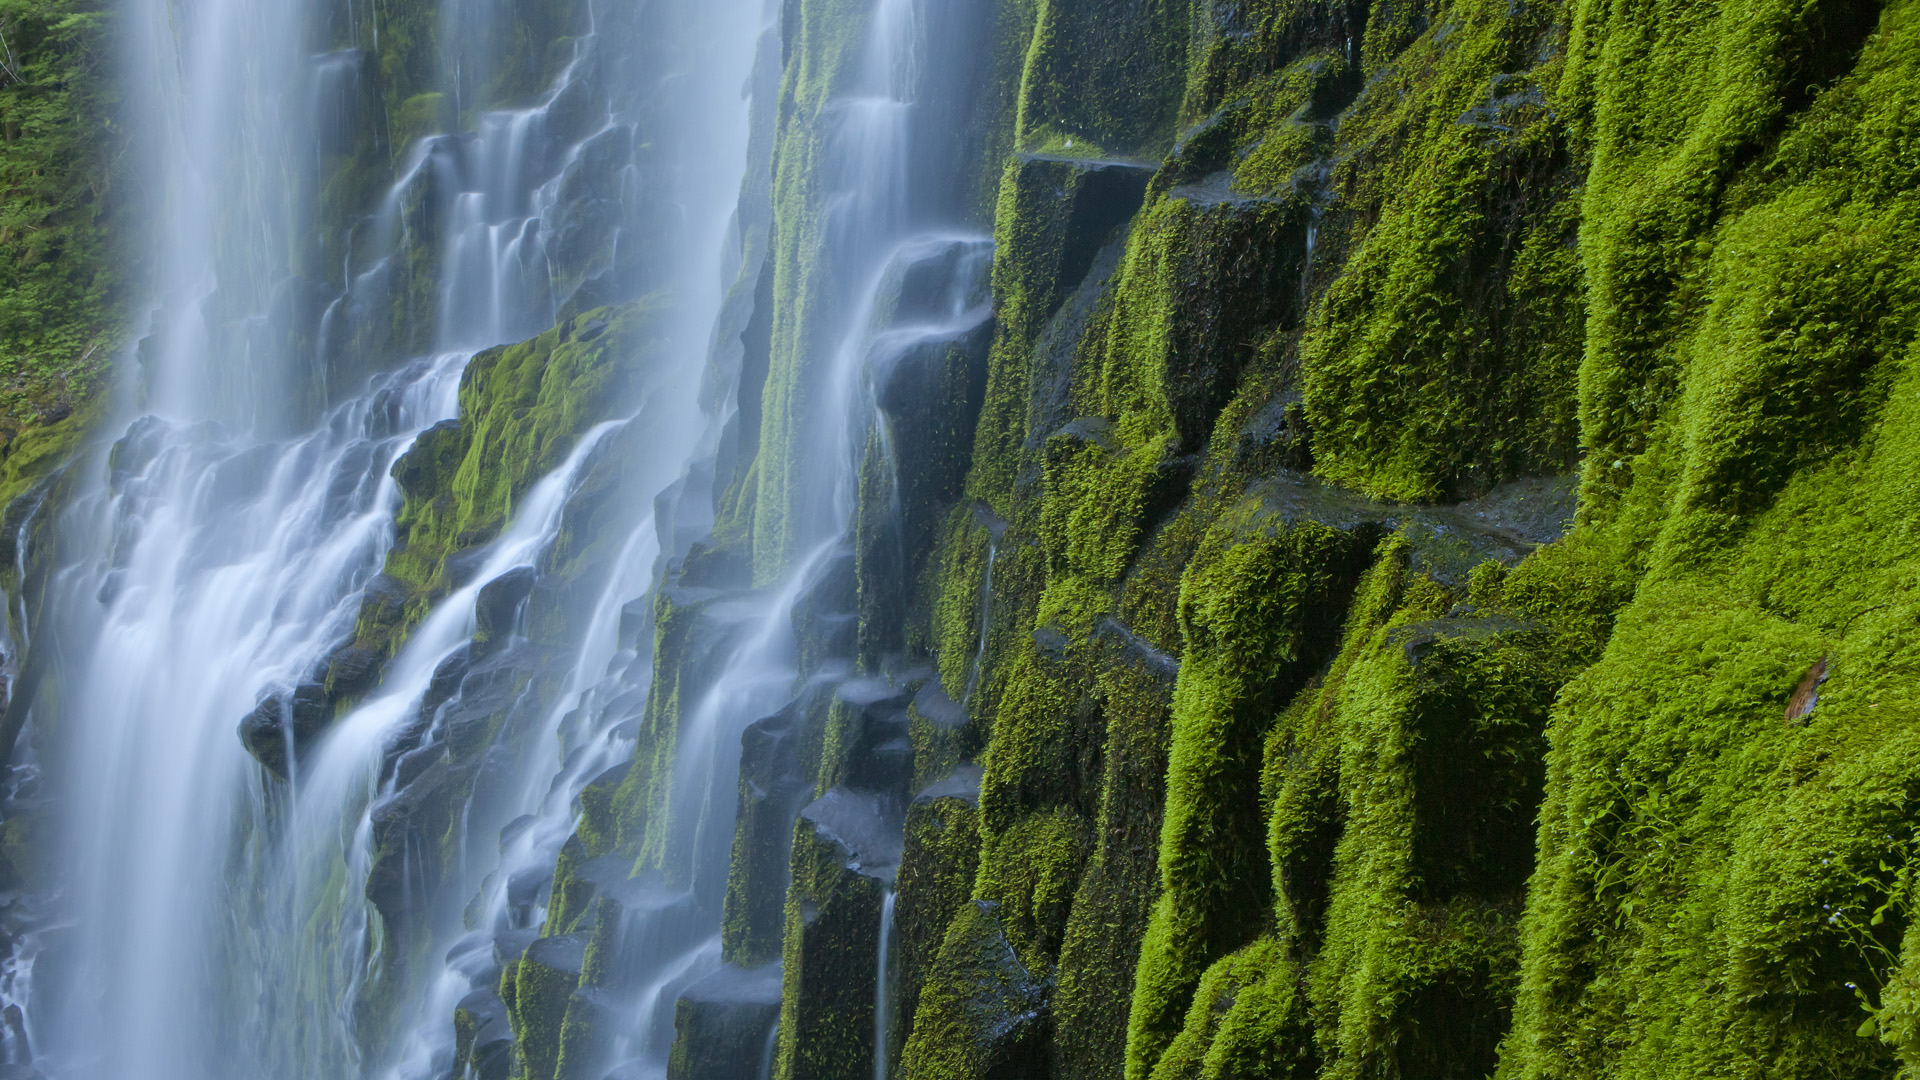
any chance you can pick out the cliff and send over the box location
[654,0,1920,1075]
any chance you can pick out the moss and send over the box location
[0,397,92,514]
[1123,514,1379,1080]
[508,933,588,1080]
[974,807,1092,973]
[775,802,890,1080]
[1298,0,1583,501]
[0,0,126,433]
[351,300,663,667]
[747,0,882,582]
[1147,938,1315,1080]
[660,0,1920,1075]
[725,698,819,965]
[898,901,1051,1080]
[1049,622,1179,1080]
[390,91,450,150]
[1010,0,1193,156]
[895,781,986,1065]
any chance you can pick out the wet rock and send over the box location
[390,741,446,791]
[1237,470,1556,586]
[453,987,514,1080]
[665,962,783,1080]
[509,933,589,1080]
[1444,474,1578,546]
[506,866,551,914]
[389,418,463,498]
[1092,617,1178,683]
[323,642,381,697]
[1005,155,1156,327]
[911,679,967,731]
[500,813,539,854]
[494,927,540,968]
[791,545,858,672]
[836,678,915,801]
[423,644,473,718]
[355,573,412,632]
[779,787,903,1080]
[474,565,537,655]
[1032,626,1071,663]
[236,681,332,779]
[725,698,817,964]
[894,767,984,1060]
[1130,187,1305,449]
[107,414,171,490]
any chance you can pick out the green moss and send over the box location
[1147,938,1315,1080]
[1010,0,1192,156]
[1299,0,1582,501]
[1124,514,1379,1080]
[508,934,587,1080]
[0,0,126,432]
[898,900,1051,1080]
[747,0,881,582]
[1050,622,1180,1080]
[775,807,888,1080]
[974,807,1091,972]
[352,300,663,666]
[895,784,986,1065]
[391,91,450,149]
[0,397,91,514]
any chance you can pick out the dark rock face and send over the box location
[725,697,818,966]
[452,987,514,1080]
[666,962,784,1080]
[473,565,537,655]
[235,681,331,780]
[892,768,984,1067]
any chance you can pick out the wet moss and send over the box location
[895,776,986,1065]
[350,300,663,668]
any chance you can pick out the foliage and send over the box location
[0,0,125,436]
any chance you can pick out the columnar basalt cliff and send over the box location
[0,0,1914,1077]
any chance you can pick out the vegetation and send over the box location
[0,0,123,441]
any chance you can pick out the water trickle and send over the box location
[758,1021,782,1080]
[874,890,898,1080]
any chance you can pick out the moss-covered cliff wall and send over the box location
[643,0,1920,1075]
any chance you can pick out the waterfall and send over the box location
[10,0,761,1075]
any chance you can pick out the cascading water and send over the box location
[1,0,999,1073]
[8,0,761,1076]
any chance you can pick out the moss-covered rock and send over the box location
[898,900,1051,1080]
[893,767,985,1066]
[666,962,785,1080]
[776,787,903,1080]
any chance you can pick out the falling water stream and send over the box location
[12,0,758,1075]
